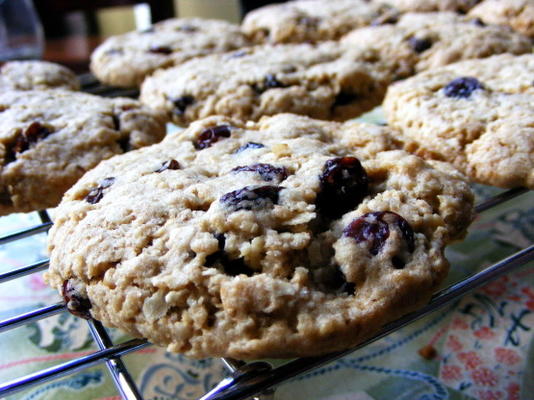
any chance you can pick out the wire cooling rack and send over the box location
[0,188,531,400]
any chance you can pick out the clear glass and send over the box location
[0,0,44,61]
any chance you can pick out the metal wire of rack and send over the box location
[0,187,532,400]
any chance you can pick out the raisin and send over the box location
[0,190,12,206]
[264,74,286,89]
[471,17,486,27]
[297,16,320,28]
[221,256,253,276]
[6,122,53,164]
[178,25,198,32]
[371,13,398,26]
[235,142,265,153]
[392,256,405,269]
[194,125,232,150]
[4,144,16,165]
[85,177,115,204]
[408,37,433,53]
[220,185,283,211]
[443,77,484,99]
[155,159,180,172]
[205,234,254,276]
[171,95,195,116]
[117,136,130,152]
[105,48,123,55]
[343,211,415,257]
[231,163,288,182]
[149,45,172,54]
[15,122,52,154]
[62,280,92,319]
[326,267,355,295]
[229,50,248,59]
[281,65,297,73]
[112,114,121,131]
[334,91,359,107]
[253,74,286,93]
[316,157,368,218]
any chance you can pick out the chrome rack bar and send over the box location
[37,210,52,224]
[475,187,528,213]
[0,302,65,333]
[201,244,534,400]
[88,320,144,400]
[0,222,52,245]
[222,358,246,373]
[0,338,150,398]
[0,259,49,284]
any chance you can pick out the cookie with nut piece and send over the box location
[46,113,474,359]
[0,90,167,215]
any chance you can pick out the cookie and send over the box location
[468,0,534,38]
[241,0,396,43]
[0,60,79,91]
[45,113,474,359]
[0,90,167,215]
[379,0,480,13]
[342,12,532,74]
[384,53,534,189]
[90,18,250,88]
[139,42,396,126]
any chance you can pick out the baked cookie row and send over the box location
[139,12,531,126]
[244,0,534,42]
[90,1,534,89]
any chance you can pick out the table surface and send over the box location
[43,36,103,73]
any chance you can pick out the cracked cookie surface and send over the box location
[90,18,250,88]
[384,53,534,189]
[46,114,474,359]
[0,90,167,215]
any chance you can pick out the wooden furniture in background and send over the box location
[35,0,174,72]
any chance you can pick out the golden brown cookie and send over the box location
[0,90,167,214]
[384,54,534,189]
[46,114,474,359]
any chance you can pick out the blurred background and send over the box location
[7,0,282,72]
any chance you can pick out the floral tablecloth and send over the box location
[0,110,532,400]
